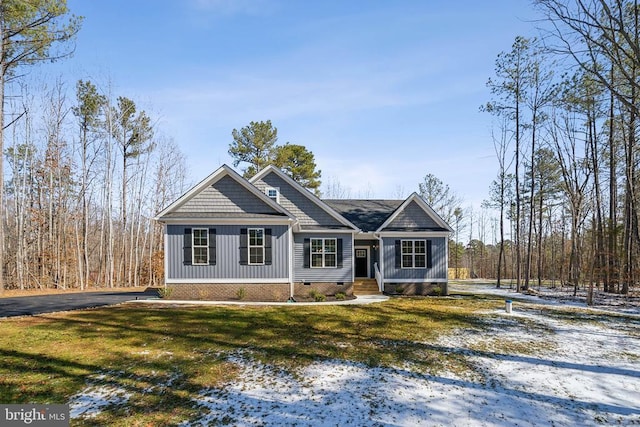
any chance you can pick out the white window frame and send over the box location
[192,228,209,265]
[401,239,426,269]
[310,238,337,268]
[248,228,265,265]
[265,187,280,203]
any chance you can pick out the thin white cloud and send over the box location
[189,0,271,16]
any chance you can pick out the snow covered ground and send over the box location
[69,286,640,426]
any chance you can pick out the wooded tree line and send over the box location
[0,0,190,292]
[2,78,188,290]
[457,0,640,296]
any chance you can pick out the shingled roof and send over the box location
[323,199,403,232]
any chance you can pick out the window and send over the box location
[248,228,265,265]
[401,239,426,268]
[192,228,209,265]
[311,238,337,268]
[265,187,279,203]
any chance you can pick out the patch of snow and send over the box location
[452,282,640,317]
[69,385,131,419]
[183,345,640,426]
[436,309,640,426]
[67,284,640,426]
[180,298,640,426]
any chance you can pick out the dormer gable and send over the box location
[250,166,358,230]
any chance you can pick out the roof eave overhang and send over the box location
[292,224,358,234]
[377,230,451,237]
[158,217,295,225]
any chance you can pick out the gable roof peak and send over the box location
[154,163,293,221]
[250,165,359,231]
[376,192,453,233]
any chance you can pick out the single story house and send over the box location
[154,165,453,301]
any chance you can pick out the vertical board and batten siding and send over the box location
[176,175,281,214]
[381,236,447,280]
[167,225,289,280]
[293,233,353,282]
[383,200,441,229]
[253,173,346,227]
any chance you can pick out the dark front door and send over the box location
[355,248,369,278]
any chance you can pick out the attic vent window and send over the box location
[266,187,280,203]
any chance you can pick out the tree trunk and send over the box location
[515,88,522,292]
[607,70,618,293]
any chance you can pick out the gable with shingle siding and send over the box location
[253,172,346,227]
[175,175,281,215]
[382,200,441,230]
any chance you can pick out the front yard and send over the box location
[1,289,638,426]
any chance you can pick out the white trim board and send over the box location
[166,278,290,284]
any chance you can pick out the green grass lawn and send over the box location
[0,296,505,426]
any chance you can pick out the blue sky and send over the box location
[55,0,537,208]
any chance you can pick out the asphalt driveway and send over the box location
[0,288,159,318]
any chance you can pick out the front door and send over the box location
[355,248,369,278]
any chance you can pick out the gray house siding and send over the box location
[381,236,447,280]
[176,175,280,215]
[254,173,345,227]
[166,224,289,280]
[383,201,440,229]
[293,233,353,282]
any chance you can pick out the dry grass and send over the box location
[0,294,526,426]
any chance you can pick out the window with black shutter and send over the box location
[240,228,269,265]
[309,238,338,268]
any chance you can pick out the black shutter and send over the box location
[336,238,343,268]
[426,240,433,268]
[395,240,401,268]
[303,238,310,268]
[208,228,216,265]
[239,228,248,265]
[183,228,192,265]
[264,228,272,265]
